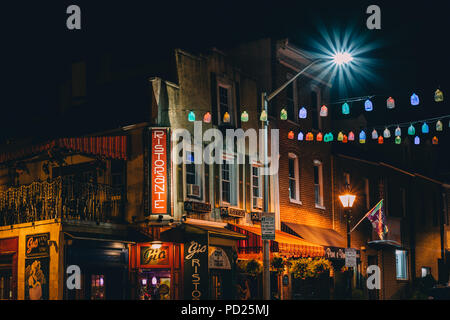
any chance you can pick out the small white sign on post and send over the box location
[261,212,275,241]
[345,248,357,268]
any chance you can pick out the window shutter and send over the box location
[210,73,218,125]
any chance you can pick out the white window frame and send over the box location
[219,153,239,208]
[183,147,205,203]
[313,160,324,209]
[395,249,408,280]
[251,162,263,210]
[217,80,235,126]
[288,153,301,204]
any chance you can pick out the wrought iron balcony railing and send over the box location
[0,177,124,226]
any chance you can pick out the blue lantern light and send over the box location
[299,107,307,119]
[365,99,373,112]
[297,132,304,141]
[414,136,420,145]
[411,93,420,106]
[421,123,429,134]
[395,126,401,137]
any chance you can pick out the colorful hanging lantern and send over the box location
[342,102,350,115]
[240,111,249,122]
[387,97,395,109]
[436,120,443,132]
[365,99,373,111]
[306,132,314,141]
[280,108,288,120]
[348,131,355,141]
[395,126,401,137]
[414,136,420,145]
[316,132,323,142]
[337,132,344,141]
[432,136,439,145]
[378,136,384,144]
[299,107,307,119]
[371,129,378,140]
[421,123,429,134]
[342,135,348,143]
[203,112,212,123]
[383,128,391,138]
[395,136,402,145]
[320,105,328,117]
[408,124,415,135]
[434,89,444,102]
[260,110,268,122]
[188,110,196,122]
[223,112,231,123]
[288,130,295,140]
[324,133,334,142]
[410,93,419,106]
[297,132,304,141]
[359,131,366,144]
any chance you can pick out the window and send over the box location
[251,165,263,210]
[395,250,408,280]
[311,90,320,130]
[288,154,300,203]
[91,275,105,300]
[185,150,203,201]
[217,83,234,125]
[286,75,296,120]
[364,178,370,210]
[221,156,238,207]
[313,160,324,208]
[421,267,431,278]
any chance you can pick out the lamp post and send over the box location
[260,52,354,300]
[339,185,356,299]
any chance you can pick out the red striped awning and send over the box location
[228,224,324,258]
[0,136,127,164]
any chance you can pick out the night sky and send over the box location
[1,1,449,150]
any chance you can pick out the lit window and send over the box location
[288,154,300,203]
[217,84,234,125]
[251,165,262,210]
[221,156,238,207]
[364,178,370,210]
[395,250,408,280]
[421,267,431,278]
[91,275,105,300]
[313,160,324,207]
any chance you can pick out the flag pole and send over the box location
[349,199,383,233]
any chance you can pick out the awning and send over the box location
[282,222,346,248]
[228,223,324,258]
[0,136,127,164]
[160,222,248,243]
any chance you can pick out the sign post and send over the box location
[261,212,275,241]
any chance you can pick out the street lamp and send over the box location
[339,190,356,248]
[339,185,356,299]
[261,51,353,300]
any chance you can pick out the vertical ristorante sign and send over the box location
[183,234,209,300]
[148,128,170,215]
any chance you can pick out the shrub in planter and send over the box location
[245,259,262,276]
[271,257,285,274]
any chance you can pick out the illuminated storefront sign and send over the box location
[150,128,170,215]
[208,246,231,270]
[183,236,208,300]
[140,245,170,266]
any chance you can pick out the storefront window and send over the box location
[0,271,13,300]
[91,275,105,300]
[138,269,171,300]
[395,250,408,280]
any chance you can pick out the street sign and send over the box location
[345,248,357,268]
[261,212,275,241]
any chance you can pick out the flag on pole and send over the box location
[366,199,388,240]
